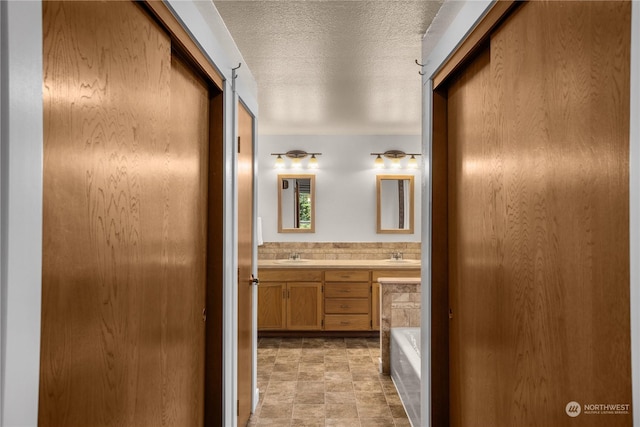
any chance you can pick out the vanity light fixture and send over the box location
[374,154,385,169]
[370,150,421,170]
[407,155,418,169]
[308,154,319,169]
[274,154,285,169]
[271,150,322,169]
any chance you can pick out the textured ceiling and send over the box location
[213,0,443,135]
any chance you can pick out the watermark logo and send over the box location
[565,401,581,418]
[565,401,631,416]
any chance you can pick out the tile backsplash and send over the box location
[258,242,421,260]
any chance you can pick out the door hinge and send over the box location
[237,137,241,153]
[237,400,239,416]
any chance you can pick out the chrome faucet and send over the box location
[289,252,301,261]
[391,251,403,260]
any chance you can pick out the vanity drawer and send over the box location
[325,298,369,314]
[259,269,323,282]
[324,283,369,298]
[325,315,370,330]
[324,270,370,282]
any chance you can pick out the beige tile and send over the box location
[297,370,325,381]
[325,349,348,357]
[325,391,356,404]
[393,419,412,426]
[290,418,324,427]
[301,348,326,356]
[325,371,353,382]
[353,381,383,393]
[351,371,380,382]
[389,404,408,418]
[256,418,292,426]
[259,403,293,419]
[299,363,325,373]
[278,347,302,355]
[292,403,325,419]
[297,381,324,393]
[300,354,325,364]
[357,401,392,418]
[358,417,395,426]
[270,371,298,381]
[355,391,388,405]
[325,419,361,427]
[295,392,324,404]
[384,393,402,406]
[325,363,350,372]
[324,339,347,349]
[325,380,354,392]
[274,363,299,372]
[325,402,358,419]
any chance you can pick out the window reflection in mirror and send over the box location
[278,174,315,233]
[377,174,414,234]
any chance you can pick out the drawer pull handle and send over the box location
[339,290,350,293]
[340,304,350,309]
[340,321,350,325]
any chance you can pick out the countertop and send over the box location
[258,259,421,269]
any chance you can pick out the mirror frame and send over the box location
[278,174,316,233]
[376,174,415,234]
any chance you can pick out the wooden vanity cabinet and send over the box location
[324,270,372,331]
[371,269,420,331]
[258,269,323,330]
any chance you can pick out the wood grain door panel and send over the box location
[286,283,323,330]
[237,102,255,426]
[258,283,286,330]
[40,2,210,425]
[446,2,631,426]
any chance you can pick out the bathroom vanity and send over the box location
[257,260,420,333]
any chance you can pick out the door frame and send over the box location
[420,1,640,426]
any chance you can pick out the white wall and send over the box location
[1,2,44,425]
[258,135,421,242]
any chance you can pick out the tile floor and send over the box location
[249,336,411,427]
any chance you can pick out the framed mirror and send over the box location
[278,174,315,233]
[377,174,414,234]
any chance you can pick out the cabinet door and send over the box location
[287,282,323,330]
[258,282,286,330]
[372,282,380,330]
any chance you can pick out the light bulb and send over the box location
[374,155,384,169]
[408,155,418,169]
[292,157,301,169]
[275,155,285,169]
[391,157,401,169]
[308,154,318,169]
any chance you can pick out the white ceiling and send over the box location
[213,0,443,135]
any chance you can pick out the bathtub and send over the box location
[390,327,420,426]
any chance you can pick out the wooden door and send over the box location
[237,102,255,426]
[287,283,323,330]
[40,2,210,426]
[257,282,286,330]
[446,2,631,426]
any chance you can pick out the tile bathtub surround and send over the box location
[250,337,411,427]
[379,278,421,374]
[258,242,421,261]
